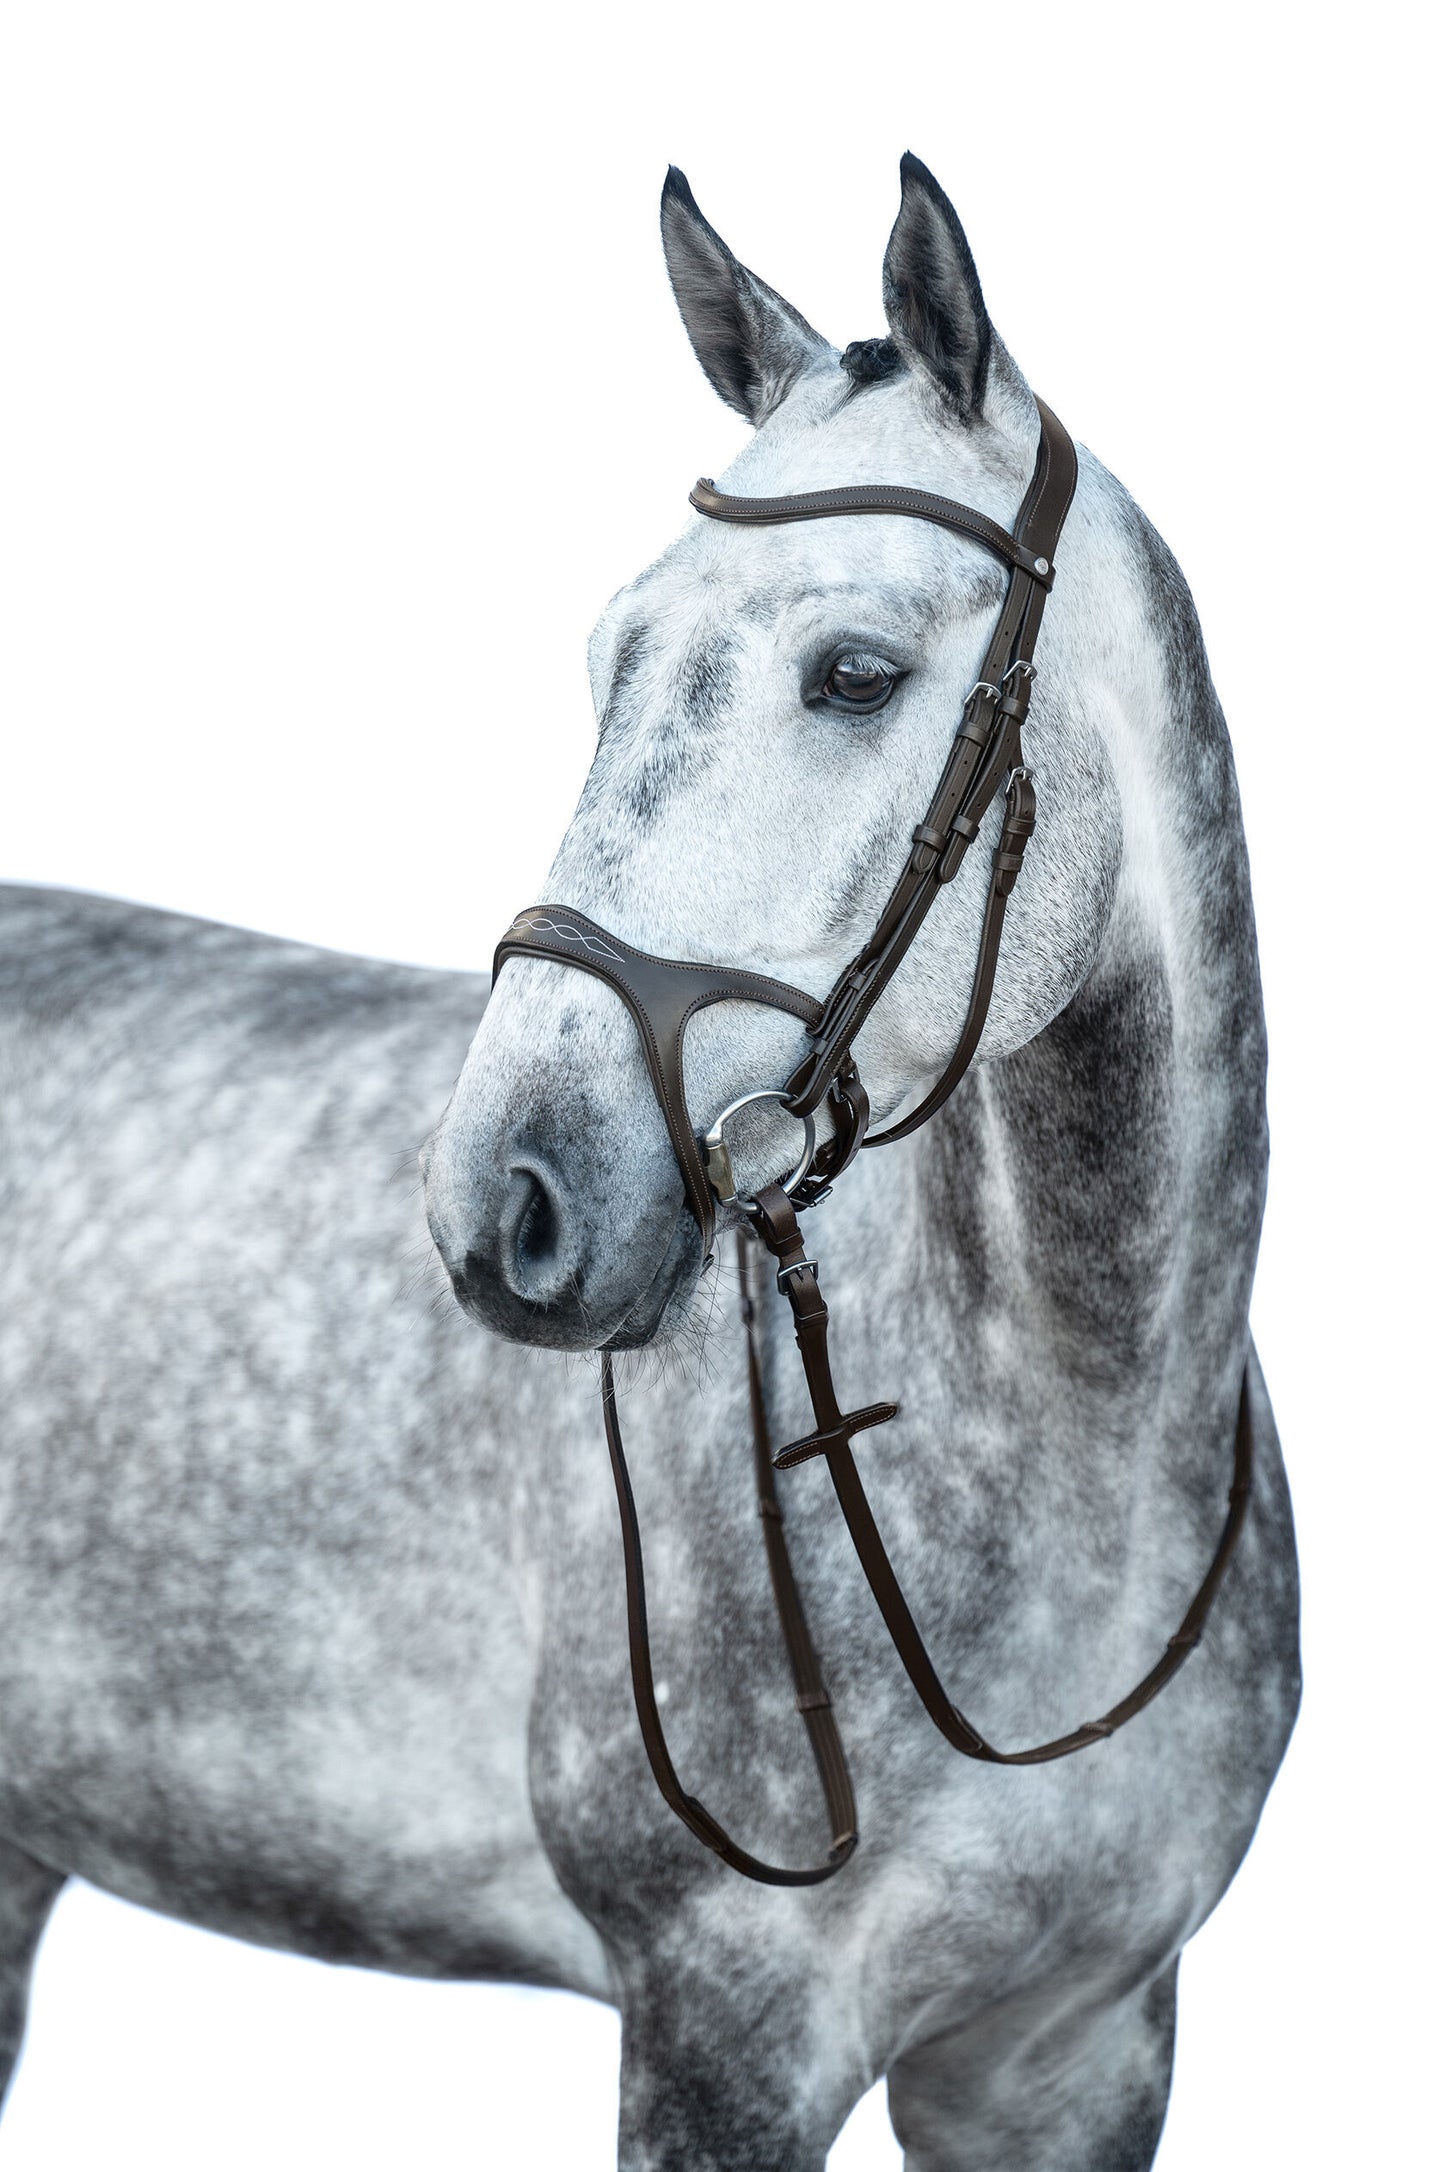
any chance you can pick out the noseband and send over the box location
[492,398,1252,1885]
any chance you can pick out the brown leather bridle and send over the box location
[493,398,1253,1885]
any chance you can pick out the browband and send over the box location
[688,477,1057,586]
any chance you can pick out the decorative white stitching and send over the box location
[518,915,625,962]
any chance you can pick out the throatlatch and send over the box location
[493,396,1253,1883]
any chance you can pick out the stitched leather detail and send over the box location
[514,915,625,960]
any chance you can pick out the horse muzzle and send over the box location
[423,919,836,1350]
[424,1086,699,1352]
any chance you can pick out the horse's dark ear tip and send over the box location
[662,165,696,215]
[899,151,940,197]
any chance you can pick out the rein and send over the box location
[493,398,1253,1883]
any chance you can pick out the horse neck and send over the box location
[907,518,1266,1439]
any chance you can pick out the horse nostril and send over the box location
[443,1148,585,1322]
[498,1159,575,1303]
[513,1168,558,1275]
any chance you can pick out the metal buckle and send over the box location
[776,1256,819,1292]
[1001,659,1035,688]
[702,1091,817,1208]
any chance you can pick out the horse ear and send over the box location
[883,153,994,419]
[660,167,832,425]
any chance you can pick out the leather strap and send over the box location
[866,768,1036,1148]
[780,399,1076,1120]
[599,1233,858,1884]
[751,1186,1253,1764]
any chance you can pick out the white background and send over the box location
[1,4,1439,2166]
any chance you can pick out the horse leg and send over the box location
[615,1963,863,2172]
[886,1962,1180,2172]
[0,1836,66,2111]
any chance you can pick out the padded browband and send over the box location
[689,477,1057,586]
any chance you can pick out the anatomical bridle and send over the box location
[493,398,1253,1885]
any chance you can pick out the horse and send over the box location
[0,155,1299,2168]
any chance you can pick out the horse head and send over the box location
[424,156,1124,1350]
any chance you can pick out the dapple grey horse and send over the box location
[0,157,1298,2168]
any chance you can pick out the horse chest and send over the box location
[516,1310,1189,1964]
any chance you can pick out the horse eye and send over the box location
[819,655,899,713]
